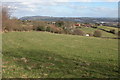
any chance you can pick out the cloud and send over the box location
[106,0,119,2]
[21,2,37,8]
[2,0,120,2]
[2,1,118,18]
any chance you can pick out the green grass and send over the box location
[79,27,96,33]
[2,32,118,78]
[79,27,117,37]
[98,26,119,33]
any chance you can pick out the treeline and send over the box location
[0,6,108,38]
[2,6,120,38]
[2,6,33,32]
[1,6,76,34]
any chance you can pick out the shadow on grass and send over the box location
[3,48,119,78]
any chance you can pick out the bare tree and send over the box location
[0,6,2,31]
[2,6,12,31]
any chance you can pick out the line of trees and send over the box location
[1,6,103,37]
[2,6,120,38]
[1,6,75,34]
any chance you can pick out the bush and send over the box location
[110,29,115,34]
[55,21,64,27]
[52,28,63,34]
[87,33,93,36]
[36,26,46,31]
[32,21,47,31]
[93,30,102,37]
[92,26,97,28]
[118,31,120,37]
[59,29,65,34]
[72,29,85,36]
[63,28,71,34]
[46,26,52,32]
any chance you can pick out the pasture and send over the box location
[79,26,118,38]
[2,32,118,78]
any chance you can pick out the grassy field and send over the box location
[97,26,118,32]
[2,32,118,78]
[79,27,118,38]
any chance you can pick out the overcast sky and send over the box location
[2,0,118,18]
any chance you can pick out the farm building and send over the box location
[75,24,81,26]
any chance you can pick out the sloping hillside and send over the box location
[2,32,118,78]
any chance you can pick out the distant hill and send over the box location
[20,16,118,23]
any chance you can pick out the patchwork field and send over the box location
[79,26,118,38]
[97,26,118,32]
[2,32,118,78]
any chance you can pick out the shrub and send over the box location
[52,28,63,34]
[55,21,64,27]
[59,29,65,34]
[95,23,100,26]
[110,29,115,34]
[87,33,93,36]
[21,25,33,31]
[63,28,71,34]
[118,31,120,38]
[93,30,102,37]
[32,21,47,31]
[46,27,52,32]
[72,29,85,36]
[92,26,97,28]
[36,26,46,31]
